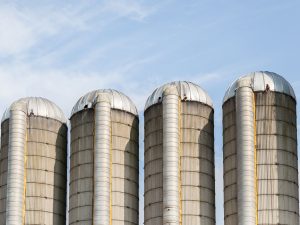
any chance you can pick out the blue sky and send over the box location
[0,1,299,225]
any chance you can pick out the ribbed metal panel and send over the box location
[94,95,111,225]
[223,90,299,225]
[235,79,256,225]
[0,99,67,225]
[145,81,213,110]
[71,89,138,117]
[2,97,66,123]
[69,107,139,225]
[144,97,215,225]
[223,71,296,103]
[6,102,27,225]
[162,87,180,225]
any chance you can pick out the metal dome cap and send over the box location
[2,97,67,123]
[71,89,138,117]
[223,71,296,103]
[145,81,213,111]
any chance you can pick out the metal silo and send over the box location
[69,89,139,225]
[0,97,67,225]
[144,81,215,225]
[223,71,299,225]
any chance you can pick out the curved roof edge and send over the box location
[71,89,138,117]
[223,71,296,103]
[2,97,67,123]
[144,81,213,111]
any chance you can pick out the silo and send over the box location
[223,71,299,225]
[144,81,215,225]
[69,89,139,225]
[0,97,67,225]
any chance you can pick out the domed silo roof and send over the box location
[223,71,296,103]
[71,89,138,117]
[2,97,67,123]
[144,81,213,111]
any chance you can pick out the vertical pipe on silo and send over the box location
[6,101,27,225]
[93,94,111,225]
[235,79,256,225]
[162,86,180,225]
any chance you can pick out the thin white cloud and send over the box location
[0,5,35,54]
[102,0,157,21]
[0,53,156,117]
[0,2,89,56]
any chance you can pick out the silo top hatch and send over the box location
[223,71,296,103]
[144,81,213,110]
[1,97,67,123]
[71,89,138,117]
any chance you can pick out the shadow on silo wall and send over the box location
[122,114,139,225]
[198,106,215,225]
[53,123,68,225]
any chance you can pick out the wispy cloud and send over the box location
[193,72,225,85]
[102,0,157,21]
[0,0,159,60]
[0,2,89,56]
[0,53,157,116]
[0,5,35,55]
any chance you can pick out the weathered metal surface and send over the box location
[223,87,299,225]
[144,85,215,225]
[6,101,27,225]
[223,71,295,103]
[162,86,180,225]
[2,97,66,123]
[235,79,256,225]
[69,91,139,225]
[93,94,111,225]
[145,81,213,110]
[0,97,67,225]
[71,89,138,117]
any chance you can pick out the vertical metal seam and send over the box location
[110,118,112,225]
[253,93,258,225]
[6,107,27,225]
[178,97,182,225]
[22,125,28,225]
[162,87,180,225]
[92,110,95,225]
[93,96,111,225]
[236,84,256,225]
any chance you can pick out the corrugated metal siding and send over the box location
[144,104,163,225]
[144,102,215,225]
[223,98,237,225]
[181,102,215,225]
[0,120,9,225]
[111,110,139,225]
[223,92,299,225]
[69,110,94,225]
[25,116,67,225]
[69,109,139,225]
[0,116,67,225]
[255,92,299,225]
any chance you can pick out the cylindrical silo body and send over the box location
[0,97,68,225]
[223,71,299,225]
[144,81,215,225]
[69,89,139,225]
